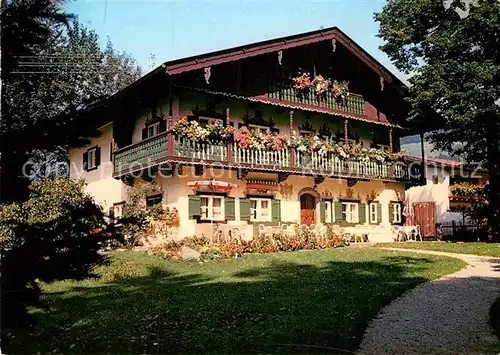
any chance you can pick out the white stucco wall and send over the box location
[68,123,126,210]
[152,164,405,239]
[405,163,463,223]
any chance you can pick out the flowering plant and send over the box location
[312,75,331,96]
[291,72,313,90]
[157,207,180,228]
[234,126,288,151]
[169,116,233,143]
[331,80,350,104]
[289,131,350,157]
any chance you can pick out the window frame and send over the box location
[342,202,359,223]
[87,147,98,170]
[377,144,390,152]
[369,203,378,224]
[248,123,270,134]
[249,197,272,222]
[324,200,333,223]
[146,122,160,138]
[146,194,163,207]
[200,195,225,221]
[392,203,402,223]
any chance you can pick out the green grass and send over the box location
[7,248,465,354]
[380,242,500,257]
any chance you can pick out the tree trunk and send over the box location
[486,120,500,241]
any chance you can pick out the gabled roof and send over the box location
[163,26,403,85]
[105,26,406,114]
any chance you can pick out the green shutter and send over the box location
[389,203,395,224]
[319,201,326,223]
[359,203,366,224]
[240,198,250,221]
[188,195,201,219]
[376,203,382,223]
[271,199,281,225]
[83,152,88,171]
[225,197,235,220]
[334,202,343,224]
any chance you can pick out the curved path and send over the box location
[358,247,500,355]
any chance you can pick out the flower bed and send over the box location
[150,223,349,261]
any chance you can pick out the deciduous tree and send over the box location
[375,0,500,239]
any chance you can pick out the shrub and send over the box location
[0,178,110,336]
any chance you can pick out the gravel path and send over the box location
[358,247,500,355]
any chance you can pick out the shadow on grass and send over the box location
[6,253,463,354]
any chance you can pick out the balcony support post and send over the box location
[226,107,233,163]
[167,75,174,157]
[344,119,350,174]
[289,110,296,168]
[389,127,395,178]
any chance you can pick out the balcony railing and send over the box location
[113,134,408,181]
[268,83,365,116]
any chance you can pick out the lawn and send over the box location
[7,248,465,354]
[380,242,500,257]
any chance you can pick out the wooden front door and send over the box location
[413,202,436,237]
[300,194,315,226]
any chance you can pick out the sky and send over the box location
[66,0,407,82]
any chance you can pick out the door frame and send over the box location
[297,187,320,225]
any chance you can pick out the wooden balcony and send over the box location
[268,84,365,116]
[113,134,408,181]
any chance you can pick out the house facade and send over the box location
[69,27,418,241]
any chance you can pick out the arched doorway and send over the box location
[300,193,316,226]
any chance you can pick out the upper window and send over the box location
[146,122,160,139]
[84,146,100,171]
[146,194,162,207]
[87,147,97,170]
[199,116,223,127]
[369,203,378,224]
[342,202,359,223]
[377,144,390,152]
[200,195,224,221]
[250,198,272,222]
[392,203,402,223]
[249,124,270,134]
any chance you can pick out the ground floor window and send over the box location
[200,195,224,221]
[324,200,333,223]
[146,194,163,207]
[342,202,359,223]
[369,203,378,224]
[250,198,271,222]
[391,202,402,223]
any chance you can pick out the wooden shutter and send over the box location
[376,203,382,223]
[240,198,250,221]
[142,127,148,140]
[225,197,235,220]
[95,146,101,168]
[334,202,343,224]
[359,203,366,224]
[159,120,167,133]
[271,199,281,225]
[389,203,395,224]
[83,152,88,171]
[319,201,326,223]
[188,195,201,219]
